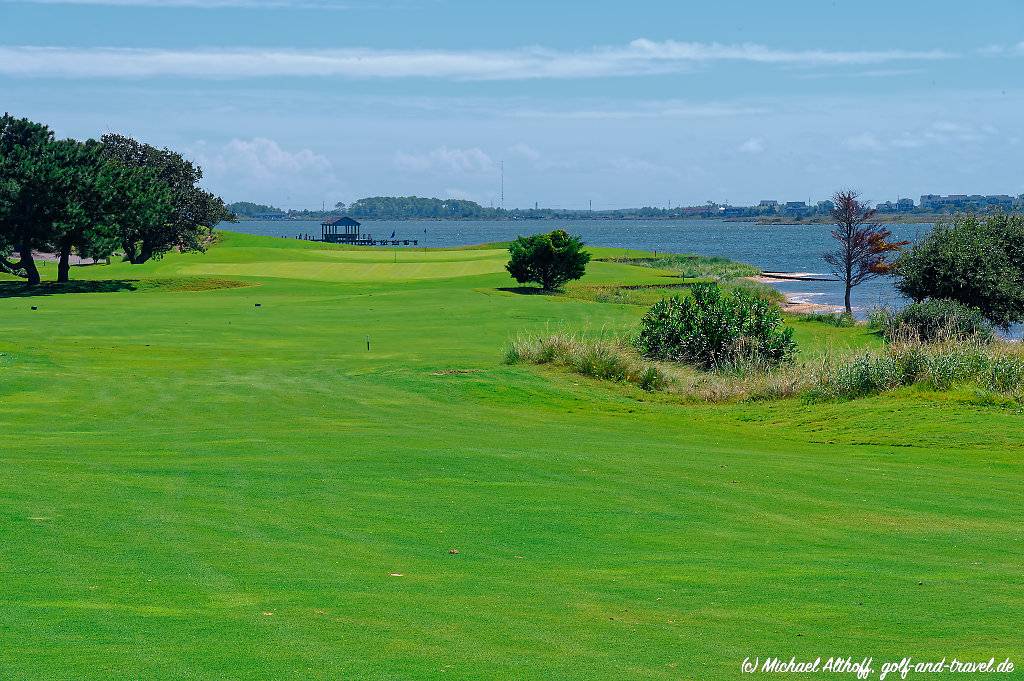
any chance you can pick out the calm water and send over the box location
[224,217,933,315]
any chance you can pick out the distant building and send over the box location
[897,198,915,212]
[758,200,778,208]
[920,193,1015,212]
[778,201,810,218]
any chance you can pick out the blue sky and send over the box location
[2,0,1023,209]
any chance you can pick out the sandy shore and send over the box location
[751,272,838,284]
[747,272,846,315]
[780,299,845,315]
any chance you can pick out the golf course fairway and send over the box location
[1,232,1020,679]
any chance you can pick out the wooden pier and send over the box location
[296,216,417,247]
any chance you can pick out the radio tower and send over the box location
[500,160,504,209]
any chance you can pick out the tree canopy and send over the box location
[506,229,591,291]
[348,196,494,220]
[895,213,1024,328]
[0,114,230,284]
[101,133,232,264]
[0,114,57,284]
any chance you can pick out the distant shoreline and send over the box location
[230,214,951,224]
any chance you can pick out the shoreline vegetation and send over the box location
[504,330,1024,403]
[227,197,1020,224]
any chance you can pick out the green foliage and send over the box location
[1,115,229,284]
[504,332,669,391]
[867,306,894,331]
[101,133,233,264]
[227,201,285,217]
[895,213,1024,328]
[604,253,759,281]
[800,311,855,327]
[636,283,797,370]
[809,339,1024,401]
[0,114,59,283]
[348,195,495,220]
[506,229,591,290]
[881,299,995,343]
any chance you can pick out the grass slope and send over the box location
[0,231,1020,679]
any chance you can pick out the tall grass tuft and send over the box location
[809,338,1024,401]
[798,311,855,328]
[504,332,670,391]
[872,299,995,344]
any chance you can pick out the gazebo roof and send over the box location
[321,216,361,227]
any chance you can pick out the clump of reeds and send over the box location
[504,332,669,391]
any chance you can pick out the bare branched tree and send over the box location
[824,190,908,315]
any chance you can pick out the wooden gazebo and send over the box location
[321,216,366,244]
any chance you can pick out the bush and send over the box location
[883,299,995,343]
[895,214,1024,328]
[636,283,797,371]
[867,307,895,331]
[506,229,591,291]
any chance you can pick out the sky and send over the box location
[2,0,1023,210]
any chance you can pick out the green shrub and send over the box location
[895,213,1024,328]
[506,229,591,291]
[867,307,895,331]
[636,283,797,370]
[883,299,995,343]
[800,311,855,327]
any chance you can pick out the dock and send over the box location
[297,215,418,247]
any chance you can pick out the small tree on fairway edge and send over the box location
[823,190,908,315]
[506,229,591,291]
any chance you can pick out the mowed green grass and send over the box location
[0,232,1021,679]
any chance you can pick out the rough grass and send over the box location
[505,331,821,402]
[566,279,784,307]
[507,331,1024,405]
[809,337,1024,401]
[797,311,855,327]
[505,332,670,391]
[600,253,760,280]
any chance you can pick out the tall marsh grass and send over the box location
[505,332,1024,403]
[504,333,669,391]
[605,254,759,281]
[809,338,1024,401]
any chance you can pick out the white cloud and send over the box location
[738,137,765,154]
[978,42,1024,57]
[627,39,952,66]
[844,132,883,151]
[845,122,999,153]
[394,146,495,174]
[443,187,476,201]
[508,143,542,161]
[186,137,336,204]
[0,41,957,81]
[604,156,681,179]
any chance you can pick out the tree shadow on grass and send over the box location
[496,286,562,295]
[0,280,140,299]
